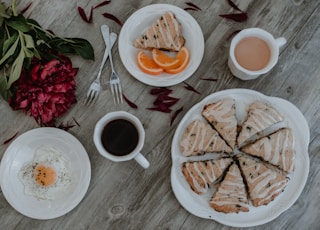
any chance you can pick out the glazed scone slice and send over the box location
[237,101,284,147]
[202,98,237,150]
[134,11,185,51]
[180,119,233,156]
[237,154,289,207]
[241,128,295,173]
[182,157,233,194]
[210,163,249,213]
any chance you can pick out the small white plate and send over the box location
[118,4,204,87]
[171,89,310,227]
[0,128,91,220]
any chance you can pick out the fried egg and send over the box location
[19,145,72,200]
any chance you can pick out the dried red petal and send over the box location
[147,105,172,113]
[94,0,111,9]
[170,107,183,126]
[21,2,32,14]
[185,2,201,11]
[149,87,172,95]
[226,0,244,12]
[184,8,198,11]
[122,93,138,109]
[88,6,94,23]
[73,117,81,127]
[78,6,90,23]
[200,78,218,82]
[183,82,201,94]
[219,13,248,22]
[102,13,123,26]
[3,132,19,145]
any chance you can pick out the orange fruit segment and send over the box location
[137,50,164,75]
[151,49,181,70]
[165,47,190,74]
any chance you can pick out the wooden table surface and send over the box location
[1,0,319,229]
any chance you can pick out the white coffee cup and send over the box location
[93,111,150,169]
[228,28,286,80]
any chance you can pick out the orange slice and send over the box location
[137,50,164,75]
[151,49,181,70]
[165,47,190,74]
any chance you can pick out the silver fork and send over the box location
[103,25,123,104]
[85,26,117,104]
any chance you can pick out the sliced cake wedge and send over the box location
[134,11,185,51]
[241,128,295,173]
[180,119,233,156]
[237,101,284,146]
[202,98,238,150]
[237,154,289,207]
[210,163,249,213]
[182,157,233,194]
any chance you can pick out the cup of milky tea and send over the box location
[94,111,150,169]
[228,28,286,80]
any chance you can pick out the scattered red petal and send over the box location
[200,78,218,82]
[94,0,111,9]
[149,87,172,95]
[102,13,123,26]
[185,2,201,11]
[88,6,94,23]
[147,105,172,113]
[226,29,242,40]
[72,117,81,127]
[122,93,138,109]
[21,2,32,14]
[226,0,244,13]
[183,82,201,94]
[3,132,19,145]
[184,7,199,11]
[170,107,183,126]
[78,6,91,23]
[58,123,75,131]
[219,12,248,22]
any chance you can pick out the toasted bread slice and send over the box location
[237,154,289,207]
[241,128,295,173]
[202,98,238,150]
[134,11,185,51]
[182,157,233,194]
[237,101,284,146]
[210,163,249,213]
[180,120,233,156]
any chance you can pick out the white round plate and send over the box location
[171,89,310,227]
[0,128,91,220]
[118,4,204,87]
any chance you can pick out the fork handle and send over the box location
[101,25,115,73]
[97,31,117,80]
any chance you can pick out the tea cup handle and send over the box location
[134,153,150,169]
[275,37,287,48]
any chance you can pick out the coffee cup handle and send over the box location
[275,37,287,48]
[134,153,150,169]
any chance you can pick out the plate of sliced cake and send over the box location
[118,4,204,87]
[171,89,310,227]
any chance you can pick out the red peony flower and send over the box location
[8,54,78,126]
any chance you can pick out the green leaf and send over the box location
[49,38,95,60]
[23,34,35,48]
[7,48,25,89]
[0,36,19,66]
[6,14,31,32]
[3,33,18,54]
[0,68,13,100]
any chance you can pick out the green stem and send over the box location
[11,0,18,16]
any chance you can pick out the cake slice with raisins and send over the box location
[241,128,295,173]
[182,157,233,194]
[134,11,185,51]
[237,101,284,147]
[180,119,233,156]
[202,98,238,150]
[210,163,249,213]
[237,154,289,207]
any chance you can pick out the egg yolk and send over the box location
[34,164,56,187]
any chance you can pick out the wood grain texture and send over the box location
[1,0,319,229]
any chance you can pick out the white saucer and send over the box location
[0,128,91,219]
[118,4,204,87]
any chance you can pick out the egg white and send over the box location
[19,145,72,200]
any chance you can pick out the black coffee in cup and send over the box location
[101,119,139,156]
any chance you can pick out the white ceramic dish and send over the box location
[0,128,91,220]
[171,89,310,227]
[118,4,204,87]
